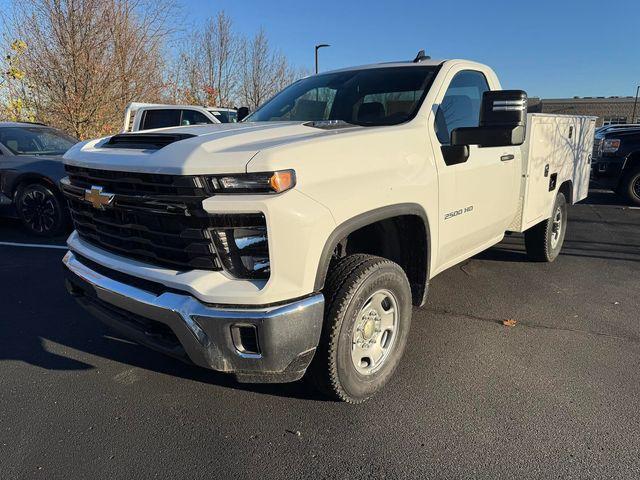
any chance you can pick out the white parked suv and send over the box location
[61,54,595,403]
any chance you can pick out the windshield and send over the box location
[0,126,77,156]
[247,66,439,126]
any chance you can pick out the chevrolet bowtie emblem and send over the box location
[84,186,115,210]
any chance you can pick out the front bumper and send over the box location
[63,251,324,383]
[591,156,625,188]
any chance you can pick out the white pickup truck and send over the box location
[61,54,595,403]
[122,103,238,132]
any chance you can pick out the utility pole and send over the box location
[633,85,640,124]
[315,44,330,74]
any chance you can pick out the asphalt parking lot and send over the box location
[1,189,639,479]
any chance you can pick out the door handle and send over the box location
[500,154,515,162]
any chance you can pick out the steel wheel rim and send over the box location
[550,206,562,249]
[20,189,57,233]
[351,289,399,375]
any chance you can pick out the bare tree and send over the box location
[4,0,174,139]
[201,12,240,107]
[169,16,301,110]
[110,1,173,112]
[239,29,297,110]
[2,3,305,134]
[0,39,33,121]
[169,11,240,107]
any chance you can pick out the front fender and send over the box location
[313,203,431,297]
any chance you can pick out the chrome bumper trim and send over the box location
[63,250,324,378]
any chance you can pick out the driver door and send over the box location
[430,69,520,269]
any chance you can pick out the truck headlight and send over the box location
[209,214,270,279]
[207,170,295,194]
[602,139,621,154]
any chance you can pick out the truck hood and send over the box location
[63,121,363,175]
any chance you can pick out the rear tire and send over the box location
[311,254,413,404]
[16,183,68,237]
[524,192,567,262]
[620,166,640,206]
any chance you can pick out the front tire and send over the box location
[16,183,67,237]
[620,166,640,206]
[311,255,413,403]
[524,192,567,262]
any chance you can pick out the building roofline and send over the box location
[541,97,637,103]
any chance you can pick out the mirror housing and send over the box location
[237,106,250,122]
[441,145,470,166]
[451,90,527,148]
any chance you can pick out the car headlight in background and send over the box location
[206,170,295,194]
[602,139,621,154]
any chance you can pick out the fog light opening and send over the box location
[231,324,261,356]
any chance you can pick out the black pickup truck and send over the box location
[591,126,640,205]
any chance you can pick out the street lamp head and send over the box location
[314,44,331,74]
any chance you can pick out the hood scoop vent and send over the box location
[102,133,196,150]
[303,120,359,130]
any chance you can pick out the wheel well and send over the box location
[559,180,573,205]
[332,215,429,306]
[12,175,58,199]
[624,152,640,175]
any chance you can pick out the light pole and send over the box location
[633,85,640,124]
[315,44,330,74]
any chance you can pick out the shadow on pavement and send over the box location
[481,241,640,264]
[477,188,640,264]
[0,249,327,401]
[0,217,69,245]
[583,188,629,207]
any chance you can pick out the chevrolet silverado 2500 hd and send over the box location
[61,55,596,403]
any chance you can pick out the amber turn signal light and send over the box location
[269,170,296,193]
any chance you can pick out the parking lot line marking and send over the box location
[0,241,67,250]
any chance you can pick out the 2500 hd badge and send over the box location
[444,205,474,220]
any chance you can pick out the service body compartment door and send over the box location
[520,115,596,230]
[523,120,556,226]
[572,117,596,202]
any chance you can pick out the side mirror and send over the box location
[237,107,250,122]
[451,90,527,148]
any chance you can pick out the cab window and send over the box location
[181,109,213,126]
[140,109,180,130]
[435,70,490,145]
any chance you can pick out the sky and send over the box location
[2,0,639,99]
[181,0,640,99]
